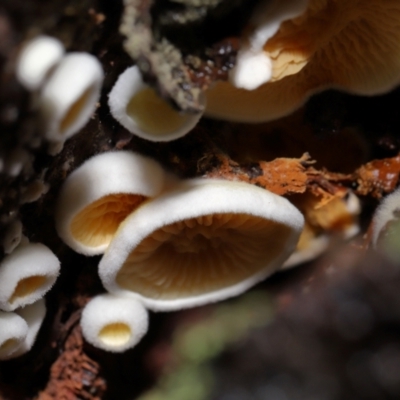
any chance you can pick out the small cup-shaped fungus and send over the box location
[16,35,65,91]
[0,243,60,312]
[80,293,148,352]
[108,66,204,142]
[371,188,400,262]
[40,52,103,141]
[206,0,400,122]
[99,178,304,311]
[10,299,46,358]
[56,151,166,256]
[0,311,28,360]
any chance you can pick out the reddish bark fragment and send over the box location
[205,153,310,196]
[354,155,400,198]
[38,322,106,400]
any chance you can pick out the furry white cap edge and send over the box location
[12,299,46,358]
[81,293,149,352]
[99,178,304,311]
[16,35,65,91]
[40,52,103,142]
[108,66,204,142]
[55,150,166,256]
[0,243,60,311]
[0,311,28,360]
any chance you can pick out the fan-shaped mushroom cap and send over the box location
[16,35,65,91]
[371,187,400,261]
[206,0,400,122]
[40,52,103,141]
[0,243,60,311]
[0,311,28,360]
[10,299,46,358]
[56,151,166,256]
[80,293,148,352]
[99,178,304,311]
[108,66,204,142]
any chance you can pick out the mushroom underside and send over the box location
[9,275,49,305]
[116,213,293,299]
[59,85,96,135]
[98,323,132,346]
[70,193,146,248]
[126,87,192,136]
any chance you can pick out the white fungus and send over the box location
[108,66,204,142]
[230,0,308,90]
[4,148,32,177]
[20,180,49,204]
[80,293,149,352]
[2,219,23,254]
[40,52,103,142]
[10,299,46,358]
[371,187,400,261]
[0,311,28,360]
[55,150,166,256]
[16,35,65,91]
[0,243,60,311]
[99,178,304,311]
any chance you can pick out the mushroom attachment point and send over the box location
[55,151,166,256]
[99,178,304,311]
[80,293,149,352]
[16,35,65,91]
[0,243,60,311]
[0,311,28,360]
[108,66,204,142]
[39,52,103,142]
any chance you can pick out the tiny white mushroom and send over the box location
[0,243,60,311]
[55,151,166,256]
[99,178,304,311]
[2,219,23,254]
[80,293,148,352]
[0,311,28,360]
[9,299,46,358]
[108,66,204,142]
[371,187,400,261]
[4,148,32,177]
[342,191,361,239]
[40,52,103,142]
[47,140,64,156]
[20,180,49,204]
[16,35,65,91]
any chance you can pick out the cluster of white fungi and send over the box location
[2,0,400,356]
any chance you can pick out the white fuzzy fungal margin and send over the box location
[81,293,149,352]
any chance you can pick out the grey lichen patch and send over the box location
[121,0,204,113]
[157,0,223,25]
